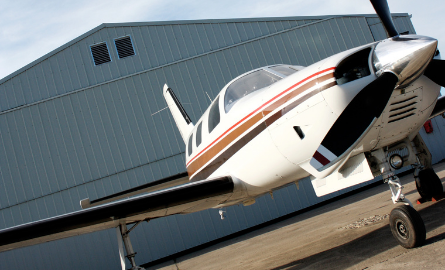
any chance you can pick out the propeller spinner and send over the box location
[370,0,444,88]
[373,35,438,88]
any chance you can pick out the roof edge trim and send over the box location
[0,23,108,84]
[102,13,409,27]
[0,13,410,85]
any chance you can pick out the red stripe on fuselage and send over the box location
[186,67,336,168]
[313,151,331,166]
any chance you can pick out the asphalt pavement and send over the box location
[148,162,445,270]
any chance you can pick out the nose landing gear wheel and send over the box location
[389,205,426,248]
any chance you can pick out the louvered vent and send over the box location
[90,43,111,65]
[388,96,418,123]
[115,36,135,59]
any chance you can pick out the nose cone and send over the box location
[373,35,438,88]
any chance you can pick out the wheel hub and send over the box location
[396,219,409,239]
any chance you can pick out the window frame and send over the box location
[187,133,194,156]
[208,96,221,133]
[90,42,112,66]
[196,122,203,147]
[268,65,299,77]
[114,35,136,59]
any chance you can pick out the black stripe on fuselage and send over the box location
[192,81,336,181]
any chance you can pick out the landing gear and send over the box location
[389,205,426,248]
[117,221,146,270]
[368,148,426,248]
[384,174,426,248]
[365,133,444,248]
[415,168,444,200]
[412,134,444,201]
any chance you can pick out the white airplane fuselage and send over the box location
[183,37,441,207]
[2,1,445,260]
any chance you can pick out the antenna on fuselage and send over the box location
[151,106,169,116]
[205,92,212,103]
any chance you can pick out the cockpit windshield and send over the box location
[269,65,299,76]
[224,69,281,113]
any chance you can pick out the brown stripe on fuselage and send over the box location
[262,73,334,115]
[188,72,336,180]
[186,113,263,178]
[193,122,270,181]
[191,81,336,181]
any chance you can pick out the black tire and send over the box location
[416,168,443,200]
[389,205,426,248]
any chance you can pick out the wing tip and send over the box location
[80,198,91,209]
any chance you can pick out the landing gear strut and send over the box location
[117,221,146,270]
[384,173,426,248]
[370,148,426,248]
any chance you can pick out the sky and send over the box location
[1,0,445,81]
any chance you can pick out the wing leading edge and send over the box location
[0,176,234,252]
[80,172,190,209]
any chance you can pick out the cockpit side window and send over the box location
[187,133,193,156]
[208,96,220,133]
[224,70,281,113]
[335,47,372,85]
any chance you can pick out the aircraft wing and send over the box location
[0,176,234,253]
[80,172,190,208]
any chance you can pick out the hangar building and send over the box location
[1,13,444,269]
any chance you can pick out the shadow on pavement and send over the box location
[270,198,445,270]
[143,181,391,269]
[144,164,445,269]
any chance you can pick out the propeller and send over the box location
[310,0,444,171]
[310,72,399,170]
[370,0,399,37]
[425,59,445,118]
[370,0,444,86]
[424,59,445,87]
[370,0,445,118]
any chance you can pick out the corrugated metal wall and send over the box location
[0,17,324,113]
[367,15,416,40]
[1,14,442,270]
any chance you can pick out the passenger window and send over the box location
[335,48,371,85]
[208,96,220,133]
[196,122,202,147]
[188,133,193,156]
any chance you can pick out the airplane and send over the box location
[1,0,445,269]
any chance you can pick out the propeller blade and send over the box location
[370,0,399,37]
[424,59,445,87]
[430,95,445,119]
[311,72,399,171]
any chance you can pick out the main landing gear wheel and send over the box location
[389,205,426,248]
[415,168,444,200]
